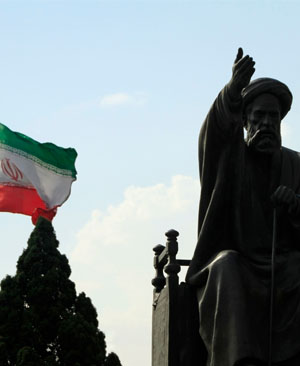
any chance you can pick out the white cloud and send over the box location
[61,92,148,114]
[281,121,292,139]
[99,92,147,107]
[69,175,199,366]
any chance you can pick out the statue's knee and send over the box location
[210,250,240,273]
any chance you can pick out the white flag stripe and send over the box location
[0,148,75,209]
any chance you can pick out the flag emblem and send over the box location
[1,158,24,182]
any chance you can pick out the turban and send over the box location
[241,78,293,119]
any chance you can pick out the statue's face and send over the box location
[245,93,282,154]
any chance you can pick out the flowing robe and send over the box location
[186,85,300,365]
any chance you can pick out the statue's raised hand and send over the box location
[228,48,255,100]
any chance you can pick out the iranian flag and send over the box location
[0,123,77,224]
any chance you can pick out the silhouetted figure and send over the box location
[186,48,300,366]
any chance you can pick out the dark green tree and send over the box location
[0,217,122,366]
[105,352,122,366]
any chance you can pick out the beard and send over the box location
[246,129,281,154]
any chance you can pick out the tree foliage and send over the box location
[0,218,122,366]
[105,352,122,366]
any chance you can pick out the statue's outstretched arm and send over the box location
[201,48,255,137]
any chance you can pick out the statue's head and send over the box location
[242,78,292,154]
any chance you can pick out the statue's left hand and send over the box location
[271,185,299,213]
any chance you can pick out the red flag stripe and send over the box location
[0,184,47,216]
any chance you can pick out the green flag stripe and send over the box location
[0,123,77,178]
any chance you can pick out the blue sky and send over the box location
[0,1,300,365]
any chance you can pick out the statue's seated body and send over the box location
[186,49,300,366]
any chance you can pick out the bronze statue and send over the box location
[186,48,300,366]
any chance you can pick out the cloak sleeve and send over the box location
[186,85,245,285]
[280,148,300,232]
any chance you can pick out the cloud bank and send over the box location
[70,175,199,366]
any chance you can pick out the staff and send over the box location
[268,208,277,366]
